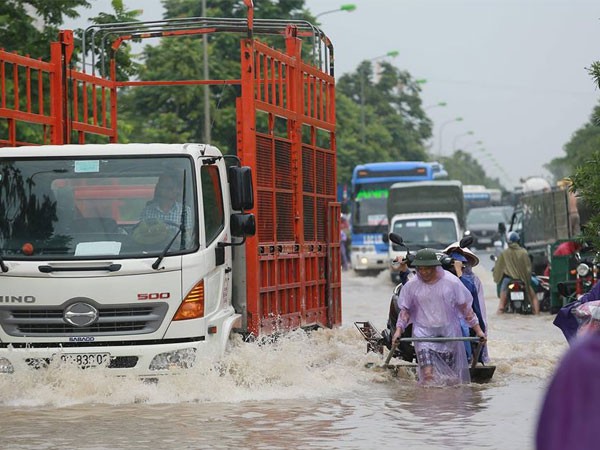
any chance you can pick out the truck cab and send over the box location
[387,212,461,283]
[0,143,255,376]
[385,180,465,283]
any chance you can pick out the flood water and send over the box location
[0,251,567,450]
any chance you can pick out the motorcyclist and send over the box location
[553,266,600,343]
[392,248,486,385]
[493,231,540,314]
[441,249,488,364]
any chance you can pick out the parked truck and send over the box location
[509,187,585,275]
[386,180,465,283]
[0,5,341,376]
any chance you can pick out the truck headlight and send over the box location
[0,357,14,374]
[577,263,591,277]
[149,348,197,371]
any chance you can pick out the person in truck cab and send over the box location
[137,173,193,245]
[493,231,540,314]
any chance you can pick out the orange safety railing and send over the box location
[0,31,117,146]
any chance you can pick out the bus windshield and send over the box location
[350,161,445,233]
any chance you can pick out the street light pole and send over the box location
[437,117,463,158]
[202,0,210,144]
[463,140,484,152]
[360,50,399,145]
[315,4,357,19]
[453,130,474,151]
[424,101,447,111]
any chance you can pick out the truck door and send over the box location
[197,164,229,316]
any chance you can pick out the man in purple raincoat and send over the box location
[392,248,486,386]
[536,331,600,449]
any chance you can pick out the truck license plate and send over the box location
[510,292,525,300]
[55,353,110,368]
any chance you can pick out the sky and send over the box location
[64,0,600,189]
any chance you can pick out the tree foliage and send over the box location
[76,0,143,80]
[440,151,503,189]
[335,61,431,184]
[546,103,600,182]
[567,62,600,250]
[0,0,90,59]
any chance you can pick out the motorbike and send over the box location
[490,254,539,314]
[533,274,551,312]
[573,251,599,295]
[354,232,495,383]
[506,278,528,313]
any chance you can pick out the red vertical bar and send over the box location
[13,63,19,111]
[50,41,63,144]
[92,84,98,126]
[101,86,107,128]
[72,78,78,125]
[278,63,283,108]
[239,39,259,335]
[263,54,268,103]
[0,61,5,108]
[110,54,118,142]
[255,49,261,101]
[26,65,31,113]
[37,67,44,115]
[270,58,276,105]
[83,81,88,123]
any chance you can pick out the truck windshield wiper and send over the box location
[152,225,183,270]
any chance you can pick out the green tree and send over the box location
[0,0,90,59]
[335,60,431,185]
[569,63,600,249]
[546,103,600,181]
[77,0,143,81]
[440,150,503,189]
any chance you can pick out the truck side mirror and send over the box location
[231,213,256,237]
[228,166,254,211]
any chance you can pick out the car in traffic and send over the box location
[466,205,513,249]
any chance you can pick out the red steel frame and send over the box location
[0,4,341,336]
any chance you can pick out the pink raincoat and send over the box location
[396,266,479,385]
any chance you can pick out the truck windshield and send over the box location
[391,218,457,249]
[0,156,197,260]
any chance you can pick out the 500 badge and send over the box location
[138,292,170,300]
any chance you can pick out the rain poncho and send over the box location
[536,332,600,450]
[572,300,600,336]
[492,242,533,293]
[553,282,600,344]
[396,266,479,385]
[463,266,490,363]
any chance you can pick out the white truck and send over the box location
[386,180,465,283]
[0,9,341,376]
